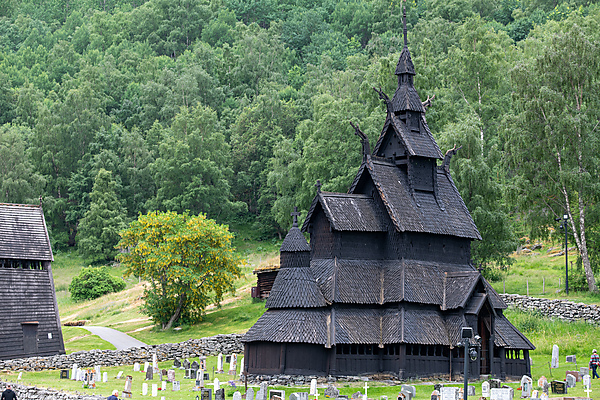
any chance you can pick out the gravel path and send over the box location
[83,326,147,350]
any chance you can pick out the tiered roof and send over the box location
[0,203,53,261]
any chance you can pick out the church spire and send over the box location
[403,5,408,48]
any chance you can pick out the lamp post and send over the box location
[460,327,482,400]
[556,214,569,294]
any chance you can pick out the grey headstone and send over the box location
[201,388,213,400]
[167,370,175,382]
[565,374,576,389]
[183,359,191,370]
[440,387,459,400]
[581,367,590,376]
[482,381,490,398]
[270,390,286,400]
[173,381,180,391]
[145,368,153,381]
[551,345,559,369]
[351,392,362,400]
[490,388,513,400]
[216,388,225,400]
[467,386,476,397]
[233,392,242,400]
[256,382,268,400]
[174,358,181,368]
[290,393,307,400]
[490,379,502,389]
[192,361,200,372]
[325,385,339,398]
[246,388,255,400]
[566,355,576,363]
[401,385,416,399]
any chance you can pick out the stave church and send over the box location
[243,12,533,380]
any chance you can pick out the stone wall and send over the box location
[0,382,104,400]
[500,294,600,323]
[0,334,244,371]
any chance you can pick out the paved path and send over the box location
[83,326,147,350]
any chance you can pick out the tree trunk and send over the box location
[163,293,186,330]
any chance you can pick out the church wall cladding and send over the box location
[0,263,64,359]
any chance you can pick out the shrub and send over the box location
[69,266,126,301]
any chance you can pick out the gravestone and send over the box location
[536,377,547,389]
[551,345,559,369]
[103,372,108,383]
[117,371,124,379]
[233,391,242,400]
[325,384,339,398]
[257,382,269,400]
[17,372,22,381]
[161,369,167,379]
[490,380,502,389]
[583,374,591,389]
[566,370,580,382]
[490,388,513,400]
[161,380,167,391]
[482,381,490,398]
[174,358,181,369]
[434,384,443,392]
[153,354,159,374]
[185,369,193,379]
[401,385,416,399]
[192,361,200,373]
[202,388,213,400]
[581,367,590,377]
[270,390,285,400]
[225,355,232,364]
[541,382,549,396]
[430,390,440,400]
[398,390,411,400]
[173,381,181,391]
[183,359,191,370]
[229,354,238,375]
[539,393,548,400]
[60,370,69,379]
[247,387,255,400]
[95,365,101,381]
[214,378,220,391]
[520,375,532,398]
[200,357,207,370]
[566,355,576,363]
[310,379,318,396]
[289,393,307,400]
[152,383,158,397]
[565,374,576,389]
[467,386,476,397]
[550,381,566,395]
[167,369,175,382]
[217,353,224,373]
[440,387,459,400]
[134,363,140,372]
[530,391,538,399]
[144,362,150,373]
[142,383,149,396]
[197,370,204,386]
[351,392,362,400]
[146,368,154,380]
[71,364,77,380]
[123,375,133,399]
[216,389,225,400]
[239,357,244,375]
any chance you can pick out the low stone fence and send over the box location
[500,293,600,324]
[0,334,244,371]
[0,382,104,400]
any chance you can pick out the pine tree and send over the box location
[77,169,127,262]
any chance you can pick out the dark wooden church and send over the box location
[0,203,65,360]
[242,17,533,380]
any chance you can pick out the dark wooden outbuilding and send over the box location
[252,265,280,300]
[0,203,65,359]
[243,14,533,380]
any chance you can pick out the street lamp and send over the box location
[459,327,482,400]
[556,214,569,294]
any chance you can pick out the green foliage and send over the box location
[69,265,126,301]
[117,211,243,329]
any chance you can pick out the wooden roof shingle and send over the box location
[0,204,53,261]
[242,309,329,344]
[266,267,328,309]
[494,314,535,350]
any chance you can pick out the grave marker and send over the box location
[551,345,559,369]
[246,387,255,400]
[143,383,149,396]
[117,371,124,379]
[153,354,159,374]
[71,364,78,380]
[200,357,207,370]
[490,388,513,400]
[103,372,108,383]
[214,377,220,391]
[146,368,154,381]
[550,381,566,395]
[229,354,238,375]
[467,386,475,397]
[565,370,580,382]
[152,383,158,397]
[202,388,213,400]
[217,353,224,373]
[482,381,490,398]
[167,369,175,383]
[174,358,181,369]
[144,362,150,373]
[233,391,242,400]
[173,381,181,391]
[565,374,576,388]
[123,375,133,399]
[520,375,532,398]
[133,363,140,372]
[310,379,318,396]
[581,367,590,377]
[325,385,339,398]
[216,388,225,400]
[289,393,307,400]
[440,387,459,400]
[270,390,286,400]
[60,370,69,379]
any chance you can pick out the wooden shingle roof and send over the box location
[348,158,481,239]
[494,314,535,350]
[372,114,442,159]
[280,226,311,252]
[0,204,53,261]
[302,192,387,232]
[266,266,328,309]
[242,309,329,344]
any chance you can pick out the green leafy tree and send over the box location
[77,168,127,261]
[506,16,600,291]
[69,265,126,301]
[117,210,243,329]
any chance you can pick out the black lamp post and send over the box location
[460,327,482,400]
[556,214,569,294]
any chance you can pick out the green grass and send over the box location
[61,327,116,353]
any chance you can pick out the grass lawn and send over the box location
[61,326,116,353]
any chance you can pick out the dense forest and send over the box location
[1,0,600,288]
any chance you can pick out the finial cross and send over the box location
[315,180,322,193]
[403,2,408,47]
[291,207,301,227]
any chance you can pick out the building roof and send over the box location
[494,313,535,350]
[346,158,481,239]
[0,203,53,261]
[266,266,328,309]
[372,113,443,159]
[302,192,387,232]
[280,226,311,252]
[242,308,329,345]
[395,46,416,75]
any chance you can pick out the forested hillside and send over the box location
[1,0,600,287]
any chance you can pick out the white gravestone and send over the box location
[233,392,242,400]
[440,387,459,400]
[153,353,159,374]
[197,370,204,387]
[144,362,150,373]
[581,367,590,376]
[530,391,538,400]
[310,379,318,396]
[95,365,101,381]
[142,383,148,396]
[583,374,592,398]
[217,353,224,373]
[17,372,22,381]
[214,378,220,391]
[551,345,559,369]
[521,376,532,398]
[240,357,245,374]
[167,369,175,382]
[117,371,124,379]
[71,364,78,380]
[482,381,490,398]
[247,387,255,400]
[566,374,576,388]
[229,354,238,374]
[103,372,108,383]
[161,380,167,391]
[134,363,140,372]
[173,381,180,391]
[152,383,158,397]
[490,388,513,400]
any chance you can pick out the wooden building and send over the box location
[0,203,65,359]
[252,264,280,300]
[242,15,533,380]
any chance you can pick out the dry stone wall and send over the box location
[0,334,243,371]
[500,294,600,323]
